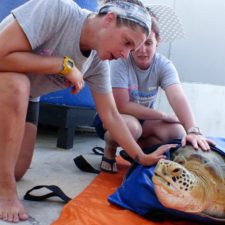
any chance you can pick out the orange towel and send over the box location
[52,158,202,225]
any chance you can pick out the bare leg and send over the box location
[138,120,185,148]
[101,115,142,172]
[0,73,30,223]
[15,122,37,181]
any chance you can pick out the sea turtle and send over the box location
[152,145,225,221]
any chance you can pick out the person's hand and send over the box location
[181,134,216,151]
[140,144,177,166]
[65,66,85,94]
[162,113,180,123]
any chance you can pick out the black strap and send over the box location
[24,185,71,203]
[73,155,100,174]
[119,150,134,163]
[92,146,104,155]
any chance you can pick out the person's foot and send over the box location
[0,180,28,223]
[100,156,118,173]
[100,142,118,173]
[0,195,28,223]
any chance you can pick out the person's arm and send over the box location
[112,87,178,122]
[165,83,215,150]
[92,90,176,165]
[0,19,84,93]
[165,84,195,129]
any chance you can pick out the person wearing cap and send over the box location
[0,0,169,222]
[94,13,215,173]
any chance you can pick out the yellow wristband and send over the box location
[59,56,75,76]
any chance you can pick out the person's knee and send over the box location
[158,124,185,141]
[0,74,30,114]
[103,114,142,147]
[130,122,142,140]
[141,121,184,143]
[11,75,30,101]
[2,73,30,97]
[169,124,185,139]
[125,116,142,140]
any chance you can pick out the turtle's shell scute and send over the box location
[172,146,225,181]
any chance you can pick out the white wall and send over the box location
[141,0,225,136]
[156,83,225,137]
[142,0,225,85]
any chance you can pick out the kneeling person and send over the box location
[94,15,213,173]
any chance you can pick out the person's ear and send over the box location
[102,12,117,28]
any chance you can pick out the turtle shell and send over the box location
[171,145,225,182]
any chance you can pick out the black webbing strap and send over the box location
[73,155,100,174]
[24,185,71,203]
[92,146,104,155]
[24,148,103,203]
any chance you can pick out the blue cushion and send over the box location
[40,85,95,109]
[75,0,97,11]
[0,0,28,21]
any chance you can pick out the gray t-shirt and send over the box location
[110,53,180,108]
[0,0,111,98]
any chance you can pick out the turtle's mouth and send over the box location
[153,172,177,194]
[154,172,171,186]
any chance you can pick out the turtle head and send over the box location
[152,159,206,213]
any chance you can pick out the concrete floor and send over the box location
[0,126,105,225]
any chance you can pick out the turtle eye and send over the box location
[172,168,181,173]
